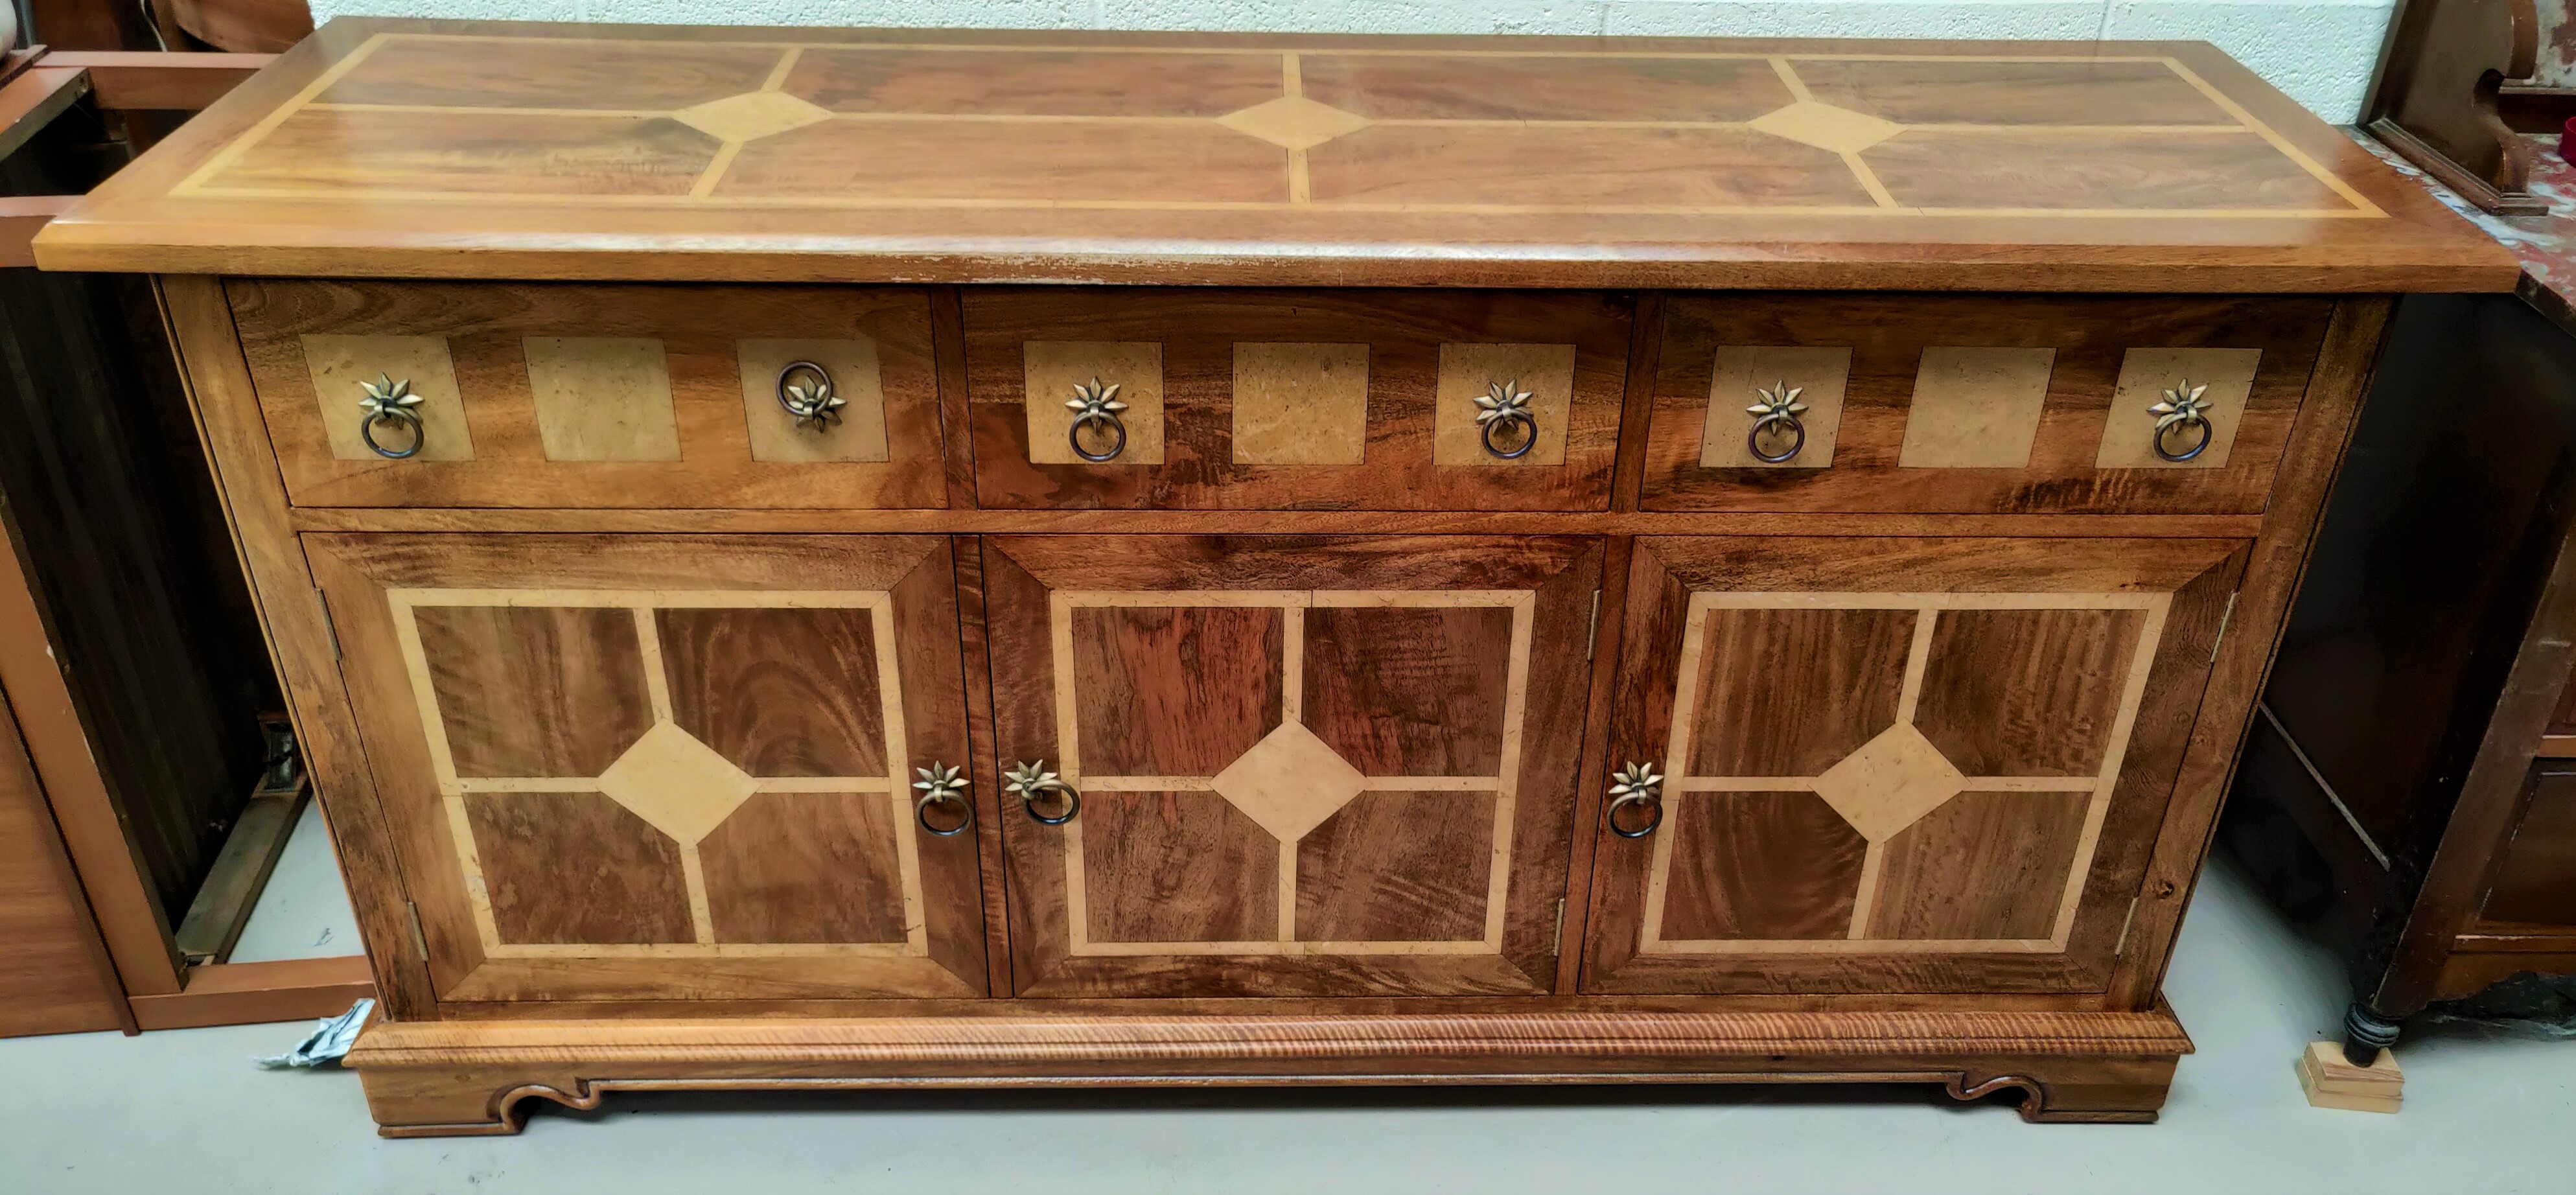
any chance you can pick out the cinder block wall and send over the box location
[307,0,2391,120]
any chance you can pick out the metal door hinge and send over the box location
[315,588,342,661]
[2208,592,2238,664]
[1586,590,1601,661]
[1553,898,1567,953]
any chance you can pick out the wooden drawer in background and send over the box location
[228,280,949,509]
[964,288,1632,511]
[1642,295,2336,513]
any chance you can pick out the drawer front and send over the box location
[307,532,987,1002]
[964,289,1630,510]
[230,280,947,509]
[982,535,1601,997]
[1641,295,2335,513]
[1581,534,2245,995]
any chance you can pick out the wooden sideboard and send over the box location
[34,18,2516,1133]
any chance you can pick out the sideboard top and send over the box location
[36,19,2518,291]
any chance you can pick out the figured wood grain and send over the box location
[1082,791,1279,944]
[462,791,693,945]
[34,27,2515,291]
[1645,294,2332,513]
[966,288,1629,510]
[656,606,887,778]
[699,791,909,944]
[307,532,986,1002]
[1912,608,2145,776]
[1294,791,1496,943]
[1071,605,1282,776]
[1660,791,1867,941]
[229,279,947,510]
[1302,604,1512,776]
[1868,789,2091,940]
[986,535,1593,997]
[343,1006,2192,1135]
[410,605,653,778]
[1686,606,1914,777]
[1583,535,2242,994]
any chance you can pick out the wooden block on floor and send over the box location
[2297,1039,2403,1113]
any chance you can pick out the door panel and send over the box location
[308,533,986,1002]
[1583,535,2245,995]
[984,535,1600,997]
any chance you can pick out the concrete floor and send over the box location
[2,855,2569,1194]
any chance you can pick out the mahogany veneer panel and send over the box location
[984,534,1597,998]
[1583,535,2246,995]
[33,21,2516,290]
[697,791,911,944]
[657,607,888,778]
[308,532,988,1001]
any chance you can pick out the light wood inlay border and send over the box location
[385,586,929,961]
[1051,588,1535,957]
[1639,590,2170,957]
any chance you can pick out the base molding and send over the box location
[348,1004,2192,1135]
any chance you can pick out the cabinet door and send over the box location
[983,535,1600,997]
[308,533,987,1003]
[1582,536,2244,994]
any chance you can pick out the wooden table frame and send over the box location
[0,46,373,1032]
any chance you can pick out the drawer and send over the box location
[1640,295,2336,513]
[228,280,948,509]
[964,288,1631,510]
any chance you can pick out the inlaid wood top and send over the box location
[36,19,2516,290]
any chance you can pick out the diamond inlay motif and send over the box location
[1218,95,1373,150]
[1748,100,1903,154]
[596,721,760,846]
[1809,722,1966,842]
[1210,721,1369,843]
[673,91,832,143]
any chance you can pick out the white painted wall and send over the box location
[304,0,2395,121]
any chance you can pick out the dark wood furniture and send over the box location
[2225,222,2576,1063]
[0,46,371,1036]
[34,18,2516,1131]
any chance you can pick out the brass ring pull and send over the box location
[356,373,426,460]
[911,763,973,837]
[1003,760,1080,826]
[1744,380,1808,465]
[1606,762,1664,839]
[2148,379,2214,463]
[1065,377,1129,463]
[1476,380,1538,459]
[777,360,846,431]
